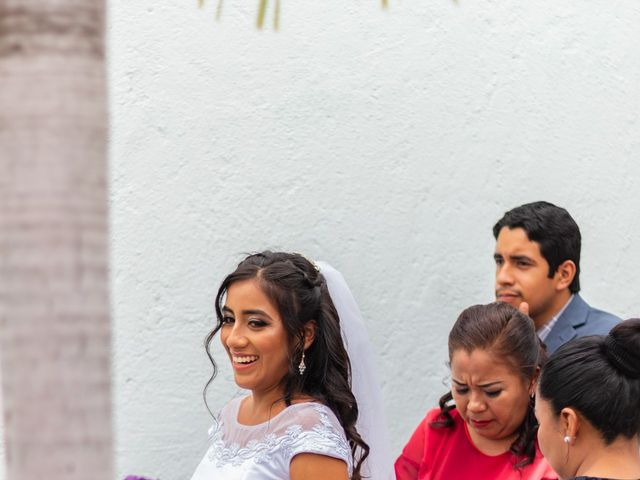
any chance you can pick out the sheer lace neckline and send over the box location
[232,396,322,429]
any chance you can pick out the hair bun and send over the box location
[603,319,640,379]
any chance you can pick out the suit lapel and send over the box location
[544,294,589,353]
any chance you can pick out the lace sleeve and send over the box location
[285,404,352,472]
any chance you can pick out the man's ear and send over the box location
[302,320,317,350]
[555,260,576,291]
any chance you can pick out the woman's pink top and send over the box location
[395,408,558,480]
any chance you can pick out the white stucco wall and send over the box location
[108,1,640,478]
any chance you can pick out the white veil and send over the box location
[316,262,395,480]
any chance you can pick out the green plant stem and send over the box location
[257,0,268,28]
[216,0,223,19]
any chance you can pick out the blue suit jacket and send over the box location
[544,294,620,354]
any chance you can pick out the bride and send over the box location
[190,251,393,480]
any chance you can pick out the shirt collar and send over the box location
[537,294,575,342]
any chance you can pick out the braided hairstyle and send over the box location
[539,318,640,443]
[431,302,547,468]
[204,251,369,480]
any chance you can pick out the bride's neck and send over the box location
[239,386,315,424]
[240,387,287,423]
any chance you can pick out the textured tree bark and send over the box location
[0,1,113,479]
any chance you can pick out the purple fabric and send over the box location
[124,476,158,480]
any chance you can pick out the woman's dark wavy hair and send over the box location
[431,302,547,468]
[203,251,369,480]
[539,318,640,444]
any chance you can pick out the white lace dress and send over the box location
[190,397,353,480]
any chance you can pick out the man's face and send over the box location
[494,227,563,328]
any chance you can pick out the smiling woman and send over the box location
[395,303,557,480]
[219,278,295,396]
[188,251,391,480]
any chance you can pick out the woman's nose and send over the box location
[467,392,487,413]
[224,324,249,348]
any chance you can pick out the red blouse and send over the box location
[395,408,558,480]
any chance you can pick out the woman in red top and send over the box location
[395,303,557,480]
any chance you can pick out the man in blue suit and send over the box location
[492,201,620,353]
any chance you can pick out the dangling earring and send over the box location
[298,351,306,376]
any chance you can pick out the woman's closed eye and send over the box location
[221,315,235,325]
[453,386,502,397]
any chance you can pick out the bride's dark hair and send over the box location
[204,251,369,480]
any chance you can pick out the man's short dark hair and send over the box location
[493,201,581,293]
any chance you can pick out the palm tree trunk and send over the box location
[0,1,113,479]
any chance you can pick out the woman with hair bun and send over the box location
[396,302,557,480]
[190,251,393,480]
[535,318,640,480]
